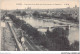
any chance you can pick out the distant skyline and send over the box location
[1,0,79,10]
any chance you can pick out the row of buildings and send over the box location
[1,5,79,22]
[25,5,79,21]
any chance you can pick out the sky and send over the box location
[0,0,79,10]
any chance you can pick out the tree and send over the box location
[33,11,40,17]
[51,27,67,38]
[20,11,26,18]
[46,27,70,50]
[16,10,21,15]
[46,28,51,37]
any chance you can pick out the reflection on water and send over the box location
[23,17,79,44]
[68,27,79,44]
[25,17,55,28]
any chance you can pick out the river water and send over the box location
[22,17,79,44]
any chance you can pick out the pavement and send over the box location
[0,21,6,51]
[1,21,16,51]
[0,23,1,51]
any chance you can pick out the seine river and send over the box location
[22,17,79,44]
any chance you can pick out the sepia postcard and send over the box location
[0,0,79,51]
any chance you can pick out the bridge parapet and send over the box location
[37,25,71,30]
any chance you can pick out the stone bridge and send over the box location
[37,25,71,32]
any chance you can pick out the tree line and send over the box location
[8,14,79,51]
[32,11,79,23]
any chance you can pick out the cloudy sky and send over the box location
[0,0,79,10]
